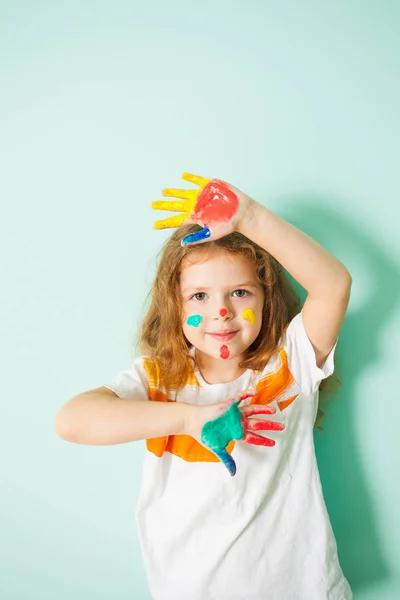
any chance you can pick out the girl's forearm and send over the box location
[55,393,192,446]
[238,200,351,297]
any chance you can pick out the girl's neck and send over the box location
[194,349,247,384]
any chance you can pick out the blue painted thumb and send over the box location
[214,448,237,477]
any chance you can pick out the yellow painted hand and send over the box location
[151,172,250,245]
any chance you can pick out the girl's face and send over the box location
[180,249,265,362]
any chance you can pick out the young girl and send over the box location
[55,173,353,600]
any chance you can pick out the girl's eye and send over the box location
[192,292,207,301]
[189,290,250,301]
[233,289,250,298]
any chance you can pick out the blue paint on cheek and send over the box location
[187,314,203,327]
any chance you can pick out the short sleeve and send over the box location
[281,309,338,396]
[102,356,150,400]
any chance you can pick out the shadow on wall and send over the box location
[278,197,400,594]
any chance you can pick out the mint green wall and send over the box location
[1,2,399,599]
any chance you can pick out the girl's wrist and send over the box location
[236,195,259,234]
[181,402,196,436]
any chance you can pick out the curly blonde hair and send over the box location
[138,223,340,430]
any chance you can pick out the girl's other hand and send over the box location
[184,390,285,476]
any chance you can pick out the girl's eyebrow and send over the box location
[182,283,259,293]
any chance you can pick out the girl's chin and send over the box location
[209,346,244,360]
[193,337,251,358]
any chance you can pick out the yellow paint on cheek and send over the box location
[242,308,256,325]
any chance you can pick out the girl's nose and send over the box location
[213,307,231,319]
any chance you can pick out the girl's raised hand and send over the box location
[151,172,254,246]
[185,390,285,477]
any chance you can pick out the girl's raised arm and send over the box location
[237,199,352,368]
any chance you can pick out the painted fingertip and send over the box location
[238,390,258,401]
[182,225,211,246]
[224,458,236,477]
[215,449,237,476]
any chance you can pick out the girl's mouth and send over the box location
[208,331,238,342]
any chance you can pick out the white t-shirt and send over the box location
[103,310,353,600]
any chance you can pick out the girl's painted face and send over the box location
[180,250,265,361]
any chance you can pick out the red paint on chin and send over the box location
[220,345,230,359]
[194,180,239,224]
[219,308,227,316]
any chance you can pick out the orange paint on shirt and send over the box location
[250,348,299,411]
[144,347,299,462]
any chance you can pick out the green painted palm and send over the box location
[201,400,244,477]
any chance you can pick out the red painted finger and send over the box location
[241,405,276,416]
[245,420,285,432]
[238,390,258,401]
[242,432,276,446]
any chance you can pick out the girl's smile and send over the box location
[207,330,239,342]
